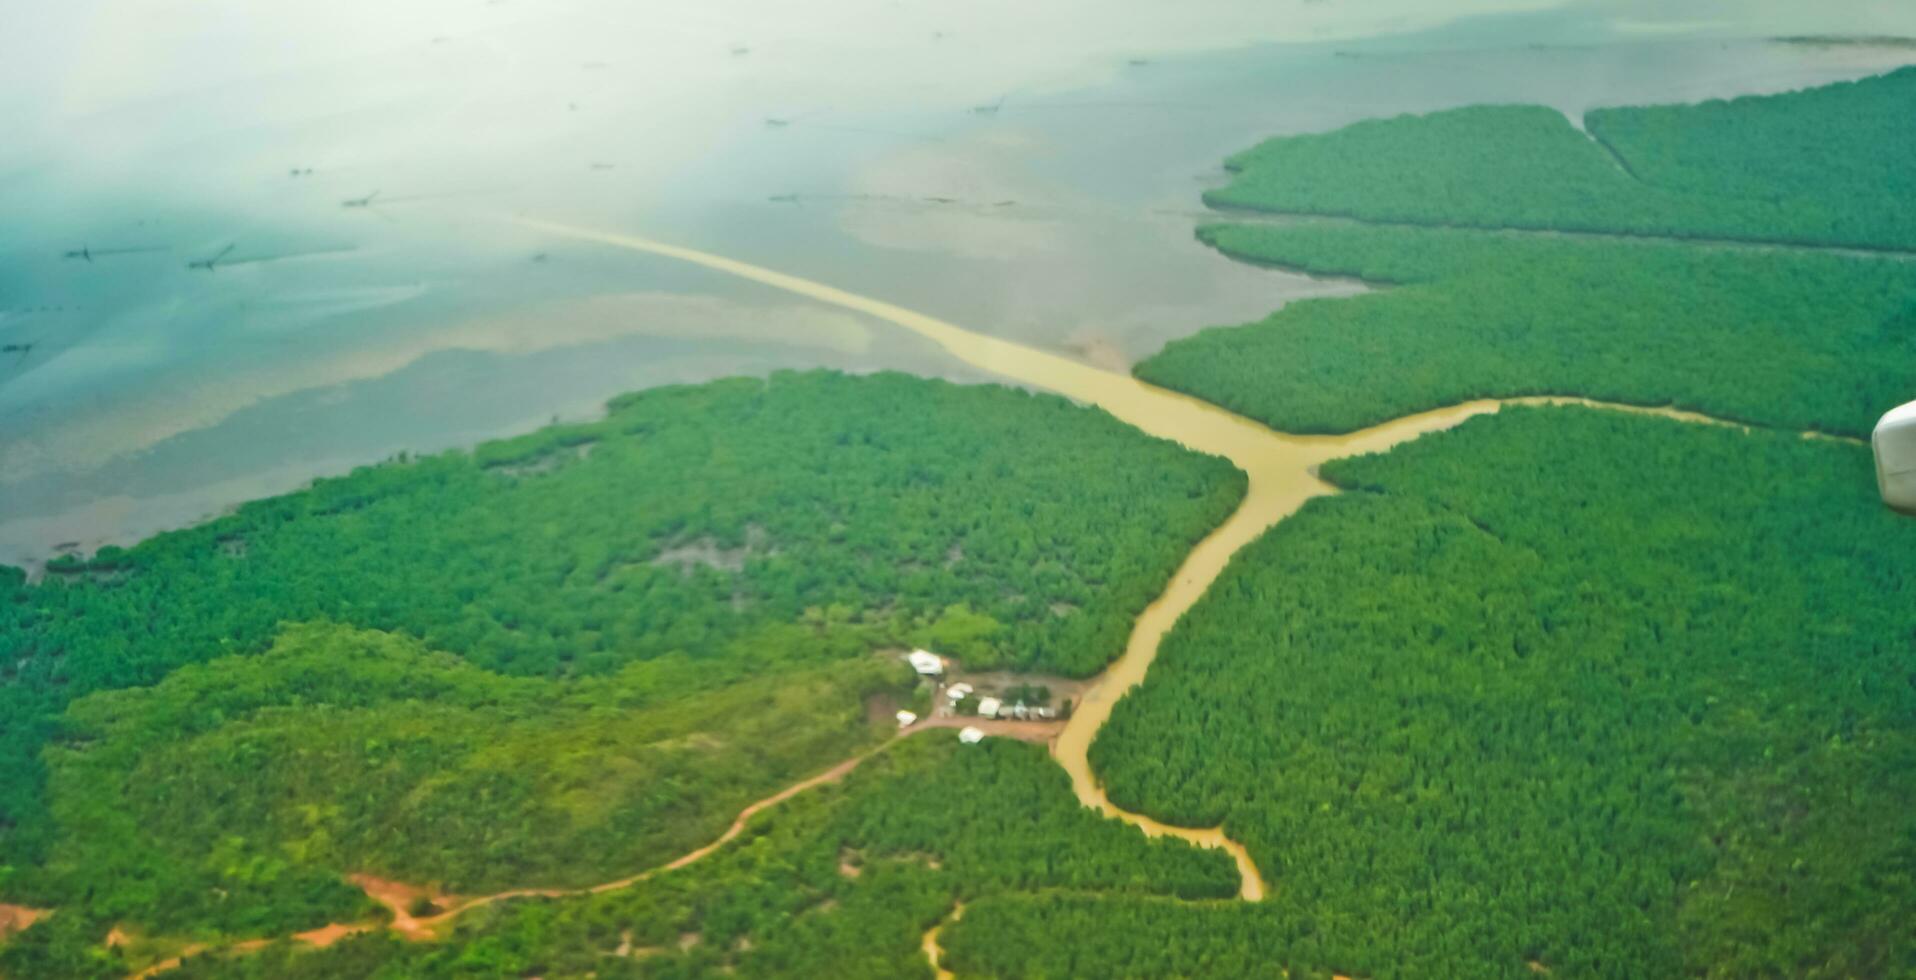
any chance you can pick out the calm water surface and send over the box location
[2,0,1913,567]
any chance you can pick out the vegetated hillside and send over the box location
[1084,408,1916,978]
[0,370,1244,878]
[1204,67,1916,250]
[20,737,1238,980]
[944,895,1291,979]
[1133,221,1916,435]
[29,623,904,940]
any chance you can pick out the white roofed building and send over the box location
[976,696,1002,719]
[958,726,986,744]
[907,650,945,675]
[1875,401,1916,513]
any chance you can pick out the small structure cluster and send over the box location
[975,696,1055,721]
[904,648,1070,735]
[907,649,945,676]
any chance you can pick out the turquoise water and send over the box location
[3,0,1913,567]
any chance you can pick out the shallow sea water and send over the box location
[2,0,1913,566]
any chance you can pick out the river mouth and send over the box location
[519,219,1777,906]
[7,13,1913,567]
[70,227,1831,974]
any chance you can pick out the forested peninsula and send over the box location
[0,370,1242,972]
[1136,221,1916,435]
[1139,69,1916,436]
[1202,66,1916,250]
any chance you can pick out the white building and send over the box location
[1875,401,1916,513]
[946,683,974,703]
[895,710,918,728]
[976,696,1002,719]
[907,650,944,676]
[958,726,986,744]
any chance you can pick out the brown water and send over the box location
[516,217,1757,904]
[921,902,964,980]
[16,26,1908,573]
[92,224,1780,978]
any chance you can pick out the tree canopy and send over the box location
[1086,408,1916,978]
[33,622,904,938]
[1134,221,1916,436]
[1205,67,1916,250]
[18,736,1236,979]
[0,370,1242,942]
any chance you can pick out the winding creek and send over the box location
[513,219,1766,904]
[99,220,1798,977]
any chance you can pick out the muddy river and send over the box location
[74,207,1846,979]
[522,218,1756,904]
[5,3,1913,568]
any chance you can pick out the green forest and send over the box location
[0,371,1243,950]
[1203,67,1916,250]
[1087,408,1916,977]
[3,736,1237,979]
[9,62,1916,980]
[1134,221,1916,435]
[32,622,904,938]
[1107,67,1916,978]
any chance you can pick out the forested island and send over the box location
[5,60,1915,980]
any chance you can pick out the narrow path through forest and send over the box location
[349,718,1068,938]
[511,220,1838,973]
[116,221,1841,977]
